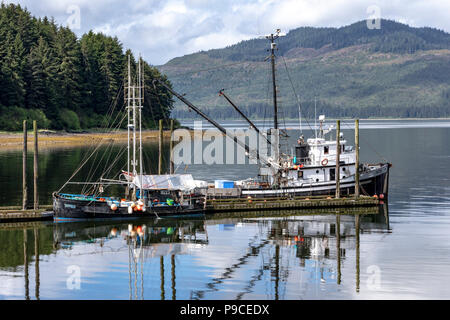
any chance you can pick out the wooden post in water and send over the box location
[158,119,163,175]
[335,120,341,199]
[22,120,27,210]
[169,119,174,174]
[355,119,360,198]
[33,121,39,210]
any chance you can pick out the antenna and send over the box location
[264,29,285,130]
[314,96,317,139]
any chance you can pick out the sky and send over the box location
[5,0,450,65]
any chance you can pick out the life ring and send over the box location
[321,158,328,166]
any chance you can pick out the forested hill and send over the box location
[159,20,450,120]
[0,3,174,131]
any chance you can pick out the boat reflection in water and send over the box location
[11,205,389,300]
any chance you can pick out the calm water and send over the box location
[1,119,450,300]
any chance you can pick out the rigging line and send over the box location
[281,56,314,133]
[340,120,388,162]
[70,111,128,194]
[68,85,126,187]
[57,141,105,193]
[82,111,128,193]
[96,116,131,182]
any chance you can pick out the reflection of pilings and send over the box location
[355,215,360,293]
[34,228,40,300]
[128,244,132,300]
[160,256,165,300]
[191,239,270,299]
[383,204,390,231]
[336,215,341,285]
[23,229,29,300]
[274,244,280,300]
[171,254,176,300]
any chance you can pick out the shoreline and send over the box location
[2,117,450,150]
[0,130,172,151]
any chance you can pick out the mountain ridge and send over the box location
[158,19,450,120]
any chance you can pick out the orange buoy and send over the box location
[379,194,385,199]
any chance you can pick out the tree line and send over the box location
[0,3,174,131]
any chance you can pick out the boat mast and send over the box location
[266,30,282,130]
[127,55,131,197]
[138,55,143,200]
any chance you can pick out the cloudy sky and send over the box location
[6,0,450,65]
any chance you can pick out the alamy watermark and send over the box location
[366,265,382,290]
[66,265,81,290]
[366,5,381,30]
[172,121,279,166]
[66,5,81,30]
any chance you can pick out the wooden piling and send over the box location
[169,119,174,174]
[22,120,27,210]
[158,119,163,175]
[335,120,340,199]
[355,119,360,198]
[33,121,38,210]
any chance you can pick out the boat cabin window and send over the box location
[295,145,310,164]
[330,168,335,181]
[298,171,303,179]
[324,146,329,154]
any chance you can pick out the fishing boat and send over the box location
[53,56,208,221]
[152,29,390,201]
[53,30,390,221]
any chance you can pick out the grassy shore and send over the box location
[0,130,173,151]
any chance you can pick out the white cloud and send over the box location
[5,0,450,65]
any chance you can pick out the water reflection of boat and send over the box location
[46,205,389,299]
[53,218,209,250]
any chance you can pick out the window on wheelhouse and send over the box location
[324,146,329,154]
[330,168,336,181]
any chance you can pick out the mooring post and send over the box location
[169,119,174,174]
[355,119,360,198]
[158,119,163,175]
[23,120,27,210]
[335,120,340,199]
[33,121,39,211]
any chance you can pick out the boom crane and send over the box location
[218,89,271,146]
[152,79,280,170]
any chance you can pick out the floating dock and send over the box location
[0,206,53,223]
[205,195,380,213]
